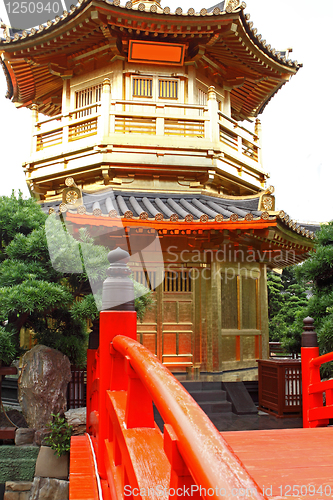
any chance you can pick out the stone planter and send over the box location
[35,446,69,480]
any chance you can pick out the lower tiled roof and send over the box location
[42,190,316,240]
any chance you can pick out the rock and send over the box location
[15,429,36,446]
[64,407,86,435]
[18,345,71,429]
[33,429,51,447]
[5,482,33,492]
[29,477,69,500]
[35,446,69,480]
[4,481,32,500]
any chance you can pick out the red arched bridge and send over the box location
[69,251,333,500]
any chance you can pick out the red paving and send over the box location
[222,427,333,499]
[69,435,100,500]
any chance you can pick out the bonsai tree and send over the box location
[0,193,153,367]
[0,327,17,366]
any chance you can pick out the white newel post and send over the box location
[62,79,70,148]
[255,118,263,166]
[207,86,219,144]
[156,104,165,136]
[101,78,111,141]
[31,104,39,154]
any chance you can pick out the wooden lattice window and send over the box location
[132,269,156,291]
[164,270,192,292]
[159,79,178,99]
[75,84,102,117]
[133,77,153,98]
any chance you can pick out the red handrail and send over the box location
[111,335,266,500]
[309,351,333,367]
[83,311,268,500]
[303,350,333,427]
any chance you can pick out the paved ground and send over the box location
[223,427,333,499]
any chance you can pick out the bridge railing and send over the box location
[86,309,267,500]
[83,247,268,500]
[301,316,332,428]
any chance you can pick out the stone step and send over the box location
[198,400,233,414]
[181,381,223,392]
[190,390,227,403]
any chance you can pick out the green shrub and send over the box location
[45,413,73,457]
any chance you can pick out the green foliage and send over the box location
[0,327,17,366]
[0,191,46,261]
[133,281,154,321]
[267,267,309,351]
[45,413,72,457]
[0,194,153,367]
[269,222,333,374]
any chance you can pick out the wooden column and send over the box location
[259,263,269,359]
[207,86,219,144]
[100,78,111,141]
[206,257,222,371]
[62,79,70,148]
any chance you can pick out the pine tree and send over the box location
[293,221,333,374]
[0,193,152,366]
[267,268,308,353]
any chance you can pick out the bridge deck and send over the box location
[222,427,333,500]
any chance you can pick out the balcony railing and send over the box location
[31,84,262,174]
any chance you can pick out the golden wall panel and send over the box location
[178,300,193,323]
[221,336,237,362]
[242,277,257,329]
[242,336,256,360]
[221,276,238,329]
[178,333,192,355]
[140,334,157,355]
[163,301,178,323]
[163,333,177,354]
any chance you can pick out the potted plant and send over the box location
[35,413,73,480]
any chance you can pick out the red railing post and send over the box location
[125,357,155,429]
[98,310,137,478]
[164,424,201,500]
[301,316,321,428]
[85,247,137,480]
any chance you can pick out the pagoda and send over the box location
[0,0,315,373]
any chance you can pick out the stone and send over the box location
[18,345,71,429]
[4,482,32,500]
[29,477,69,500]
[19,492,30,500]
[4,491,17,500]
[33,429,51,447]
[5,482,32,492]
[35,447,69,480]
[15,429,36,446]
[64,407,86,436]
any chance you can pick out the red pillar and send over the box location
[97,310,137,478]
[301,317,320,428]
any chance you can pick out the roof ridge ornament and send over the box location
[226,0,240,13]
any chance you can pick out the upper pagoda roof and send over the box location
[0,0,300,118]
